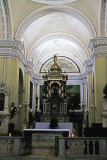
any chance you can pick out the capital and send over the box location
[89,37,107,58]
[83,59,93,73]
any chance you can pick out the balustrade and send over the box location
[0,137,21,157]
[0,136,107,158]
[55,137,107,158]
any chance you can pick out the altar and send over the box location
[35,122,73,134]
[23,128,70,141]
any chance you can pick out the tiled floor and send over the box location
[32,140,55,157]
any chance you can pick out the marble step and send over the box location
[1,156,107,160]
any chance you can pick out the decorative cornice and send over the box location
[0,40,24,51]
[0,40,28,66]
[68,73,87,80]
[89,37,107,50]
[89,37,107,58]
[0,40,50,82]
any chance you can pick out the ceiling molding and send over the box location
[0,0,13,39]
[15,5,97,40]
[30,0,78,5]
[28,33,90,60]
[0,0,7,39]
[35,51,84,75]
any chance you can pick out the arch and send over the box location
[31,0,78,5]
[0,0,7,39]
[28,33,89,60]
[40,56,80,73]
[35,52,84,74]
[0,0,13,39]
[15,5,97,40]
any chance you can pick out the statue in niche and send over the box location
[51,83,59,97]
[0,93,5,111]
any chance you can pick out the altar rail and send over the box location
[0,137,22,157]
[55,137,107,158]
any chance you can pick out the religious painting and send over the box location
[40,85,80,111]
[66,85,80,110]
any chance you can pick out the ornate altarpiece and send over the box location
[41,56,69,122]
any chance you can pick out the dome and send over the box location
[50,56,62,72]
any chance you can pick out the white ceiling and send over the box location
[20,11,94,75]
[11,1,99,75]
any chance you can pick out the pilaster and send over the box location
[23,67,30,125]
[0,40,24,134]
[89,37,107,124]
[84,59,93,127]
[33,84,37,113]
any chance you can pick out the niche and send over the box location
[0,82,9,113]
[0,93,5,111]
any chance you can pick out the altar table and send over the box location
[23,128,70,137]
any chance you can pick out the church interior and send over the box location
[0,0,107,159]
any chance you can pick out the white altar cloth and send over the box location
[23,128,70,137]
[35,122,73,134]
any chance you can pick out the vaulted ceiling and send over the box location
[1,0,104,75]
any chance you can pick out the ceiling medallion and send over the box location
[30,0,78,5]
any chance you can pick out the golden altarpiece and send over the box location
[41,56,69,122]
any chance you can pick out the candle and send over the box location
[9,133,11,137]
[72,133,74,138]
